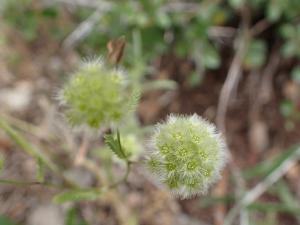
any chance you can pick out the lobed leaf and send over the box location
[53,189,101,204]
[104,131,127,160]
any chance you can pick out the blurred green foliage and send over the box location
[1,0,70,42]
[1,0,300,81]
[65,207,90,225]
[0,152,4,174]
[75,0,300,78]
[53,189,101,204]
[243,39,267,69]
[0,215,19,225]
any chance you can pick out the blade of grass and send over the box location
[199,195,235,208]
[53,188,102,203]
[275,181,300,223]
[224,145,300,225]
[243,145,300,180]
[0,116,80,188]
[247,201,300,214]
[0,116,58,173]
[0,153,4,173]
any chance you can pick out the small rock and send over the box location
[249,120,269,153]
[0,81,32,112]
[27,204,64,225]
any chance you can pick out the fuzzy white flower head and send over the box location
[59,58,138,129]
[147,114,228,199]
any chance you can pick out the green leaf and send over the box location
[104,131,127,160]
[188,71,203,87]
[65,207,90,225]
[292,66,300,84]
[0,215,18,225]
[202,43,221,69]
[281,42,296,58]
[0,153,4,173]
[200,194,300,214]
[247,202,300,214]
[244,39,266,69]
[199,195,235,208]
[132,29,142,60]
[267,0,282,22]
[41,7,58,18]
[65,208,77,225]
[155,11,171,28]
[0,117,59,173]
[127,87,141,113]
[229,0,245,9]
[243,145,300,180]
[175,42,189,57]
[280,100,294,117]
[275,181,300,221]
[279,24,295,39]
[53,189,101,204]
[36,157,45,183]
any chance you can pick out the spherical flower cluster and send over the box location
[60,59,135,128]
[147,114,227,199]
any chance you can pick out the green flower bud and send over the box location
[147,114,227,199]
[60,59,137,128]
[121,134,142,159]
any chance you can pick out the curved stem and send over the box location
[109,160,132,189]
[0,116,79,189]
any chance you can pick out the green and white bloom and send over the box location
[60,59,137,129]
[147,114,227,199]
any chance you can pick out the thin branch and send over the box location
[74,134,89,166]
[54,0,108,8]
[216,3,251,135]
[240,209,249,225]
[249,44,280,121]
[215,7,251,224]
[62,5,112,49]
[215,38,246,225]
[208,26,236,39]
[216,32,249,135]
[250,19,271,37]
[162,0,221,13]
[258,46,281,105]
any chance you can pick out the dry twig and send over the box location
[62,5,111,49]
[216,34,248,134]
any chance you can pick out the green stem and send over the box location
[109,160,132,188]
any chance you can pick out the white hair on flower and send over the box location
[146,113,228,199]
